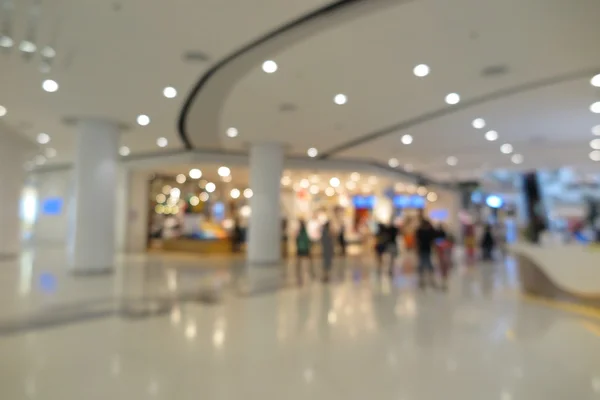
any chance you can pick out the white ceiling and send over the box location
[3,0,600,183]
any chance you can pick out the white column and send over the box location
[68,119,120,273]
[0,134,29,257]
[247,142,284,265]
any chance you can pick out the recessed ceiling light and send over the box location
[511,154,524,164]
[176,174,187,184]
[417,186,428,196]
[36,132,50,144]
[485,130,498,141]
[346,181,357,190]
[593,125,600,136]
[591,139,600,150]
[199,192,210,202]
[307,147,318,157]
[325,187,335,197]
[226,127,238,138]
[45,148,57,158]
[350,172,360,181]
[472,118,486,129]
[218,166,230,177]
[230,188,240,199]
[243,188,253,199]
[156,137,168,147]
[281,176,292,186]
[19,40,36,53]
[447,156,458,166]
[427,192,438,202]
[119,146,130,156]
[500,143,513,154]
[330,177,341,187]
[445,93,460,105]
[591,74,600,87]
[401,134,413,145]
[334,94,347,105]
[388,158,399,168]
[0,105,6,117]
[0,35,13,48]
[205,182,216,193]
[262,60,278,73]
[42,79,58,93]
[189,168,202,179]
[41,46,56,58]
[309,185,319,195]
[590,150,600,162]
[137,114,150,126]
[591,102,600,114]
[413,64,430,77]
[163,86,177,98]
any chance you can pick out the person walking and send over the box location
[296,219,314,281]
[415,218,437,289]
[321,221,335,282]
[481,224,496,261]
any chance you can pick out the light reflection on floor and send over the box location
[0,249,598,399]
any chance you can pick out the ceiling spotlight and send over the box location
[388,158,399,168]
[218,166,231,177]
[42,79,59,93]
[593,125,600,136]
[205,182,216,193]
[427,192,438,202]
[590,102,600,114]
[226,127,238,138]
[189,168,202,179]
[325,187,335,197]
[590,150,600,162]
[45,148,57,158]
[346,181,357,190]
[591,139,600,150]
[262,60,278,73]
[155,137,168,148]
[406,184,417,193]
[222,175,232,183]
[511,154,524,164]
[281,176,292,186]
[401,134,413,145]
[230,188,240,199]
[447,156,458,166]
[243,188,253,199]
[300,179,310,189]
[199,192,209,202]
[189,196,200,206]
[485,130,498,141]
[350,172,360,181]
[591,74,600,88]
[413,64,430,77]
[19,40,36,53]
[137,114,150,126]
[445,93,460,105]
[334,94,347,105]
[307,147,318,158]
[41,46,56,58]
[500,143,513,154]
[330,177,341,187]
[119,146,130,156]
[163,86,177,98]
[36,132,50,144]
[176,174,187,184]
[309,185,319,195]
[472,118,486,129]
[0,105,6,117]
[417,186,428,196]
[0,35,13,48]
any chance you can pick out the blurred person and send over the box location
[415,218,437,289]
[434,223,453,290]
[374,223,388,273]
[386,220,400,276]
[321,221,335,282]
[296,219,314,280]
[231,218,243,253]
[338,222,347,257]
[481,224,496,261]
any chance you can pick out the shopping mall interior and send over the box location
[2,0,600,398]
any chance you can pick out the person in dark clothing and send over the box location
[338,223,347,257]
[374,223,388,272]
[481,224,495,261]
[231,218,243,253]
[415,218,437,288]
[386,222,399,276]
[296,219,314,281]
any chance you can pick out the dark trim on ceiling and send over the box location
[319,66,600,158]
[177,0,366,150]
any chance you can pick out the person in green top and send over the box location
[296,219,314,280]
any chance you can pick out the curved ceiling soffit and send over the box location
[177,0,411,150]
[320,66,600,158]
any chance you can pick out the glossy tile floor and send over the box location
[1,249,600,399]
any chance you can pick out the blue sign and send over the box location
[429,209,449,220]
[212,202,225,220]
[393,195,425,209]
[486,195,504,209]
[42,197,63,215]
[352,195,375,209]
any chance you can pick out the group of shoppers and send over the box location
[295,216,454,288]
